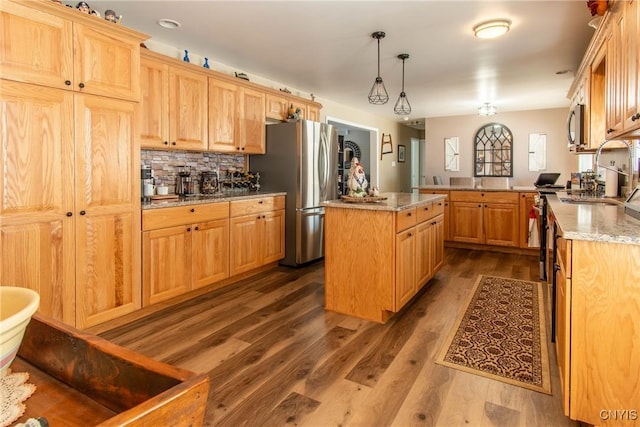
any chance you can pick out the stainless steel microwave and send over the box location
[567,103,586,151]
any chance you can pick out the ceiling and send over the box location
[87,1,597,129]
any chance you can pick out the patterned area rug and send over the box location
[436,275,551,394]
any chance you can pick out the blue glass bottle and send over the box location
[183,50,190,62]
[203,57,210,69]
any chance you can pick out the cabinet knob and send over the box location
[187,227,191,232]
[607,128,614,134]
[79,210,86,215]
[481,193,484,196]
[257,216,261,220]
[171,142,177,146]
[66,211,73,217]
[432,221,437,225]
[163,141,169,145]
[64,80,71,86]
[484,204,487,208]
[190,208,195,213]
[195,226,199,231]
[408,232,412,237]
[258,200,264,204]
[424,207,429,211]
[78,82,85,89]
[633,113,640,121]
[407,212,412,216]
[438,202,442,206]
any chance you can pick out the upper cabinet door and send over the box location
[0,0,73,90]
[208,78,240,153]
[169,68,208,151]
[73,23,141,101]
[240,87,266,154]
[140,56,170,148]
[265,94,288,121]
[623,0,640,131]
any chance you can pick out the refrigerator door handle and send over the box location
[318,127,329,202]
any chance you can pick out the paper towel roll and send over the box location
[605,168,618,197]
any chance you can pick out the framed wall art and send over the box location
[444,137,460,171]
[398,145,406,163]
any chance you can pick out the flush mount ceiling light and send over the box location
[478,102,497,116]
[473,19,511,39]
[394,54,411,115]
[158,18,181,29]
[368,31,389,105]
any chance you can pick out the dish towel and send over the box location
[0,370,36,427]
[528,206,540,247]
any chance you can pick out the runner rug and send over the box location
[435,274,551,394]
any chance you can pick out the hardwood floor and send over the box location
[101,248,579,427]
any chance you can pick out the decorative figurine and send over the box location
[183,50,190,63]
[104,9,121,23]
[347,157,368,197]
[310,93,316,101]
[234,72,249,81]
[203,57,210,69]
[287,104,302,120]
[76,1,91,13]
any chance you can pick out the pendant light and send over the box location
[368,31,389,105]
[394,54,411,115]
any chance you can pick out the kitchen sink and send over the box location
[559,197,621,206]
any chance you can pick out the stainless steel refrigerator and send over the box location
[250,120,338,266]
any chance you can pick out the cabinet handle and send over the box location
[78,82,85,89]
[66,212,73,217]
[195,226,199,231]
[481,193,484,196]
[554,263,560,272]
[190,208,195,212]
[445,203,448,206]
[424,207,429,211]
[432,221,437,225]
[258,200,264,204]
[163,141,169,145]
[633,113,640,121]
[607,128,614,134]
[257,216,261,220]
[478,204,481,208]
[79,210,86,215]
[64,80,71,86]
[407,212,412,216]
[408,232,412,237]
[187,227,191,232]
[484,204,487,208]
[171,142,176,146]
[438,202,442,206]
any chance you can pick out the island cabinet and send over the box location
[142,202,230,306]
[519,192,539,248]
[450,191,519,247]
[229,196,286,276]
[1,1,147,329]
[553,234,640,425]
[324,195,445,323]
[139,51,208,150]
[208,77,266,154]
[418,189,450,240]
[0,0,142,101]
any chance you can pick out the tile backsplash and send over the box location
[141,150,245,194]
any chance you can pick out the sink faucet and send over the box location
[594,139,634,178]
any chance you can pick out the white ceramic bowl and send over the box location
[0,287,39,376]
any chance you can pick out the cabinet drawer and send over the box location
[396,208,417,232]
[449,190,518,204]
[432,199,445,216]
[143,202,230,231]
[230,195,285,217]
[416,202,434,223]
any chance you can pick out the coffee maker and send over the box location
[176,167,194,196]
[141,165,153,200]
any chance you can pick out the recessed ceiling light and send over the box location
[473,19,511,39]
[158,18,181,29]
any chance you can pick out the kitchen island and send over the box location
[546,192,640,425]
[323,192,446,323]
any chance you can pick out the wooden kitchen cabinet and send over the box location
[208,77,266,154]
[229,196,285,276]
[519,192,538,248]
[140,51,208,150]
[623,0,640,133]
[0,83,142,328]
[550,221,640,425]
[450,191,519,247]
[419,190,450,240]
[0,82,75,325]
[142,202,230,305]
[0,0,142,101]
[325,196,445,323]
[265,93,322,122]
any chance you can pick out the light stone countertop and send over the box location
[547,192,640,245]
[141,191,286,210]
[413,185,538,192]
[323,192,446,212]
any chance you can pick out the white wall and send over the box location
[424,108,578,187]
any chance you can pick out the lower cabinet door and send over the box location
[483,202,519,247]
[432,215,445,273]
[142,225,192,306]
[262,210,285,264]
[395,228,416,310]
[415,221,433,286]
[451,201,483,243]
[230,214,261,276]
[192,219,229,289]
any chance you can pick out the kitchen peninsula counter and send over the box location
[324,192,446,323]
[546,192,640,245]
[414,185,537,192]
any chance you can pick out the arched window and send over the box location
[474,123,513,177]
